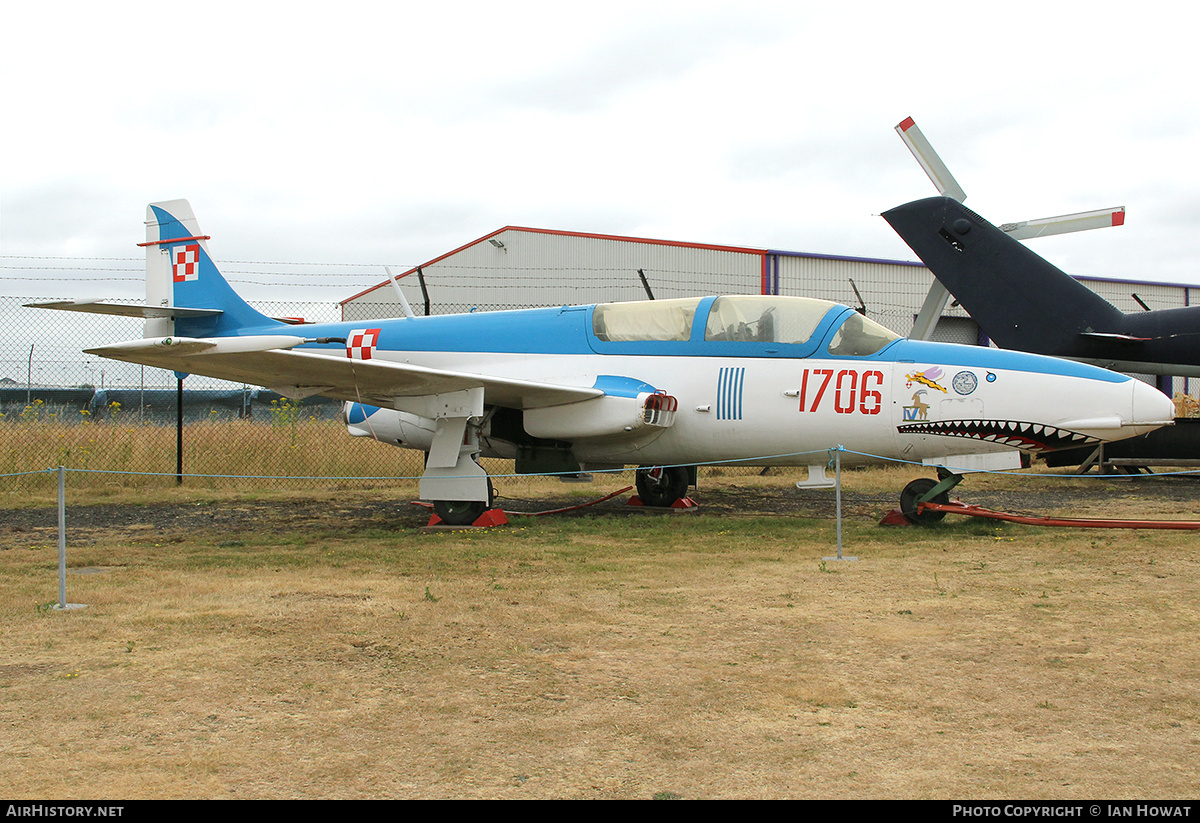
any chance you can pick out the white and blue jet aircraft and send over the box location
[31,200,1174,524]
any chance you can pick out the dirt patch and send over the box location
[6,473,1200,538]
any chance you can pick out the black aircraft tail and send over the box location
[882,196,1124,357]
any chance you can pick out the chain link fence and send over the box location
[1,294,430,493]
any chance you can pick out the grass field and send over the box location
[2,469,1198,799]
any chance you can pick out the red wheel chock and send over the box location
[425,508,509,528]
[627,495,698,509]
[879,508,912,526]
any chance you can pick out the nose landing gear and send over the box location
[898,468,963,525]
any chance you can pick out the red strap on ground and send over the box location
[921,500,1200,530]
[509,486,634,516]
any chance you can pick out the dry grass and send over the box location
[0,416,424,494]
[2,475,1199,799]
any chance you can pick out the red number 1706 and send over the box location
[798,368,883,415]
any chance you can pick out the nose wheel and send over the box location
[899,468,962,525]
[635,465,690,508]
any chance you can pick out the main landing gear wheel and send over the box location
[900,477,949,525]
[635,465,690,508]
[433,477,495,526]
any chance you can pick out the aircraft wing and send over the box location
[86,336,602,409]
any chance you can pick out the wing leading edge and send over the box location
[86,336,602,410]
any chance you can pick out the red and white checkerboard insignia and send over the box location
[346,328,382,360]
[172,244,201,283]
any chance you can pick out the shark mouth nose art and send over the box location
[897,419,1099,452]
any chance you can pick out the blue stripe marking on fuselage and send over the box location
[893,340,1128,383]
[717,367,745,420]
[729,367,739,419]
[265,314,1129,387]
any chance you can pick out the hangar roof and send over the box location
[339,225,927,307]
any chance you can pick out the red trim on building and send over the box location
[504,225,765,255]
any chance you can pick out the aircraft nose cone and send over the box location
[1130,379,1175,434]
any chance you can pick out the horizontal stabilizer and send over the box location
[1079,331,1152,343]
[90,335,309,357]
[25,299,222,319]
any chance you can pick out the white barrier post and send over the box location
[823,447,857,563]
[54,466,85,611]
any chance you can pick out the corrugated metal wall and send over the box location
[1079,278,1194,312]
[343,229,764,321]
[770,253,946,338]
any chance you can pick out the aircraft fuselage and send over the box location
[339,296,1171,472]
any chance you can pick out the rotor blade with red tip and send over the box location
[895,116,968,203]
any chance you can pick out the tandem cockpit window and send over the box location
[826,311,900,356]
[703,296,831,345]
[590,295,900,353]
[592,297,703,342]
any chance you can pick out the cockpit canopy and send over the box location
[703,296,829,345]
[591,295,899,356]
[592,297,700,342]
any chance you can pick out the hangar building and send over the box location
[339,225,1197,394]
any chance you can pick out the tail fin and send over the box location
[144,200,281,338]
[883,197,1123,357]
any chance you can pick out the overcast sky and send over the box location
[4,1,1200,302]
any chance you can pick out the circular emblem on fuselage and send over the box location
[952,370,978,395]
